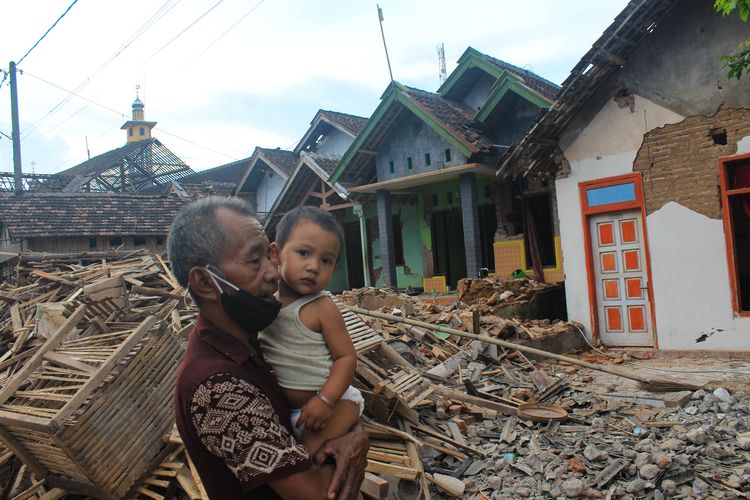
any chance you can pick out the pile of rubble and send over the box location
[0,258,747,499]
[337,284,750,499]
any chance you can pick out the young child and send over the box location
[259,207,363,455]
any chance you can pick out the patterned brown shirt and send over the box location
[175,315,310,499]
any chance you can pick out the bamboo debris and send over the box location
[0,251,195,499]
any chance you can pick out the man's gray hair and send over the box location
[168,196,255,288]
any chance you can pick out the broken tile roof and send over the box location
[319,110,369,136]
[179,157,251,186]
[257,148,299,176]
[478,51,560,101]
[0,193,186,238]
[401,85,494,154]
[498,0,680,178]
[304,153,340,176]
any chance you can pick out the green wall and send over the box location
[329,176,495,292]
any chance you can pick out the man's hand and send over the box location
[313,422,369,500]
[298,395,333,431]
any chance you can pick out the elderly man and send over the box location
[168,196,368,499]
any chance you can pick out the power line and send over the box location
[20,0,181,137]
[22,71,127,118]
[182,0,265,69]
[144,0,225,64]
[17,0,79,66]
[158,128,239,161]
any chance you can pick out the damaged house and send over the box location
[499,0,750,350]
[263,109,368,292]
[327,47,562,293]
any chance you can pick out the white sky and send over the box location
[0,0,628,175]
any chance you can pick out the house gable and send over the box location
[330,82,492,185]
[374,110,468,182]
[439,47,558,112]
[295,110,368,156]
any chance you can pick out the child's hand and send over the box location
[297,396,333,432]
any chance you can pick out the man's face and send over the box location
[214,207,279,302]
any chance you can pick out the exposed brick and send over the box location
[633,107,750,219]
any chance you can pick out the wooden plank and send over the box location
[0,305,87,406]
[360,472,388,499]
[82,275,123,296]
[403,420,431,500]
[38,488,66,500]
[366,460,418,480]
[42,352,97,374]
[10,478,46,500]
[136,486,165,500]
[30,270,79,287]
[10,304,23,330]
[175,465,202,500]
[185,452,209,500]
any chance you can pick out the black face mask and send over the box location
[205,266,281,333]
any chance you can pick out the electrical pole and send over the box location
[9,62,23,194]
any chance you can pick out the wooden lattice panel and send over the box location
[334,299,383,354]
[0,299,183,499]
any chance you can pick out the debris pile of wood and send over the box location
[0,250,202,499]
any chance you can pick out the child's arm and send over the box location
[297,297,357,431]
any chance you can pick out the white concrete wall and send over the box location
[256,170,287,216]
[557,95,683,338]
[559,94,750,349]
[317,129,354,156]
[646,202,750,350]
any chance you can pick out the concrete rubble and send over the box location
[337,284,750,500]
[0,257,747,499]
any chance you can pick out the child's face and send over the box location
[277,219,340,295]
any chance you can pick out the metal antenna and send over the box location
[377,5,394,83]
[437,43,447,84]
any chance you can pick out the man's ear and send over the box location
[188,267,219,301]
[269,242,280,266]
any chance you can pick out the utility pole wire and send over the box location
[182,0,265,70]
[144,0,225,64]
[17,0,79,66]
[20,0,180,137]
[22,71,127,118]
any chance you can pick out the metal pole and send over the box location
[9,62,23,194]
[377,5,394,83]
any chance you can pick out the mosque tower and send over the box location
[121,87,157,144]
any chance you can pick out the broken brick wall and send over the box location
[633,106,750,219]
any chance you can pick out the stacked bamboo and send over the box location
[0,250,195,499]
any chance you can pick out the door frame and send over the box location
[578,173,658,348]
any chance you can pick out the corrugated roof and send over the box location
[0,193,186,238]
